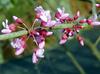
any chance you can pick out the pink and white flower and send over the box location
[32,53,38,63]
[64,28,74,36]
[96,4,100,8]
[87,14,100,26]
[77,35,84,46]
[73,25,84,33]
[32,48,44,63]
[55,7,69,20]
[35,6,44,14]
[34,35,45,49]
[1,19,16,34]
[73,11,80,20]
[33,29,53,49]
[79,19,87,23]
[13,16,23,24]
[11,37,26,55]
[59,28,74,44]
[59,33,68,44]
[36,48,44,58]
[35,6,57,27]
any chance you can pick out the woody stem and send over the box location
[0,23,90,40]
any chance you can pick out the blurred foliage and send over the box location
[0,0,100,74]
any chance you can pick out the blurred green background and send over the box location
[0,0,100,74]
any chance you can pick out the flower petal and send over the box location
[38,41,45,49]
[13,16,18,20]
[96,4,100,8]
[59,39,67,44]
[15,47,24,55]
[76,11,80,17]
[92,22,100,26]
[40,15,48,22]
[32,53,38,63]
[1,29,11,34]
[45,20,56,27]
[35,6,44,13]
[11,41,16,48]
[46,32,53,36]
[36,48,44,58]
[80,40,84,46]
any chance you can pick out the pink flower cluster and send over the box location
[1,5,100,63]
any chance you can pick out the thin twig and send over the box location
[94,36,100,46]
[0,30,28,40]
[62,45,86,74]
[84,38,100,61]
[91,0,97,16]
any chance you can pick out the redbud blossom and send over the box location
[59,33,68,44]
[77,36,84,46]
[1,19,16,34]
[73,11,80,20]
[32,48,44,63]
[13,16,23,24]
[34,29,53,49]
[11,37,26,55]
[55,7,69,23]
[64,28,74,36]
[87,14,100,26]
[32,53,38,63]
[35,6,56,27]
[73,25,84,33]
[86,19,93,26]
[96,4,100,8]
[79,19,86,23]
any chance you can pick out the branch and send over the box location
[0,23,90,40]
[66,51,86,74]
[91,0,97,16]
[84,38,100,61]
[0,30,28,40]
[62,45,86,74]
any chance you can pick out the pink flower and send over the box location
[96,4,100,8]
[11,37,26,55]
[59,33,68,44]
[41,20,57,27]
[35,6,51,22]
[77,36,84,46]
[73,25,84,33]
[13,16,23,24]
[34,35,45,49]
[39,29,53,37]
[92,21,100,26]
[35,6,57,27]
[1,19,16,34]
[32,29,53,48]
[64,28,74,36]
[32,53,38,63]
[73,11,80,20]
[55,7,69,21]
[86,19,93,26]
[87,14,100,26]
[35,6,44,13]
[59,28,74,44]
[38,40,45,49]
[32,48,44,63]
[79,19,86,23]
[36,48,44,58]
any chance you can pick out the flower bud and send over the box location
[13,16,23,24]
